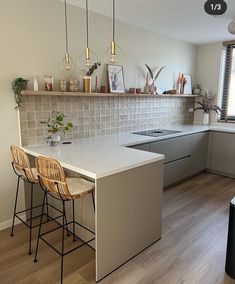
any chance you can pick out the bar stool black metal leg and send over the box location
[10,176,20,237]
[91,192,95,212]
[64,206,70,237]
[45,193,50,222]
[34,191,46,263]
[72,199,76,242]
[28,183,34,255]
[61,200,65,284]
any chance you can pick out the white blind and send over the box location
[227,48,235,117]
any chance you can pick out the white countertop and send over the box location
[23,124,235,179]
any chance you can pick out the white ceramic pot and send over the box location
[46,132,61,146]
[203,113,210,125]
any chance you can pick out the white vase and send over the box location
[203,113,210,125]
[46,132,61,146]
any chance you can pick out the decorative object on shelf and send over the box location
[33,73,39,91]
[136,88,141,94]
[41,111,73,146]
[83,62,101,93]
[107,64,125,93]
[176,73,187,94]
[44,75,54,91]
[61,0,73,78]
[83,76,91,93]
[129,88,136,94]
[144,73,149,93]
[194,90,221,125]
[100,85,107,93]
[192,84,202,95]
[105,0,124,64]
[12,77,28,109]
[183,74,192,94]
[228,20,235,35]
[95,75,99,93]
[69,79,79,92]
[60,79,67,92]
[79,0,98,70]
[145,64,165,94]
[163,89,177,95]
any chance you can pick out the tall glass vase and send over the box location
[83,76,92,93]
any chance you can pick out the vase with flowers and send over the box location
[145,64,165,94]
[194,90,221,125]
[83,62,101,93]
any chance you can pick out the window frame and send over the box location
[221,43,235,121]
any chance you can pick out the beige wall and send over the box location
[194,42,224,124]
[0,0,198,225]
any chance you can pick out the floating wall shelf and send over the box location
[21,90,200,98]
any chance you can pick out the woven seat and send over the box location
[66,178,95,199]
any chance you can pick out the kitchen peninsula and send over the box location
[23,134,164,282]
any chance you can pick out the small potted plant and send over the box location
[12,77,29,109]
[194,90,221,125]
[192,84,202,95]
[41,111,73,146]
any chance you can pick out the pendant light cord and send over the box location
[86,0,89,48]
[112,0,115,41]
[64,0,69,53]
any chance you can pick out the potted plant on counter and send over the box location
[41,111,73,146]
[194,90,221,125]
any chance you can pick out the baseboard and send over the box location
[0,214,26,231]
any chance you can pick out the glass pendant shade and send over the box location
[228,20,235,35]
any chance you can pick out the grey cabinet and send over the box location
[190,132,208,175]
[150,136,191,163]
[164,156,191,186]
[129,131,209,187]
[210,132,235,176]
[130,143,151,152]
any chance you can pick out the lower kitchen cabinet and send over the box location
[191,132,209,175]
[130,131,209,187]
[164,157,191,186]
[209,131,235,176]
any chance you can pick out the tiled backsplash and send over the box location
[19,95,195,146]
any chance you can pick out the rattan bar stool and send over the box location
[34,156,95,284]
[10,145,51,255]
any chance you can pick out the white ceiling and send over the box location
[65,0,235,45]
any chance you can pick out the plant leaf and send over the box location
[145,64,154,79]
[154,66,165,81]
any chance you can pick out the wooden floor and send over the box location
[1,172,235,283]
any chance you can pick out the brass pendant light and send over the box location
[105,0,123,65]
[79,0,98,70]
[110,0,117,64]
[62,0,73,76]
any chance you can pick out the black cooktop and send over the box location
[132,129,181,137]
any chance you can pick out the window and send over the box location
[221,43,235,120]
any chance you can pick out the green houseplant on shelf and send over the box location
[194,90,221,125]
[12,77,29,109]
[41,111,73,146]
